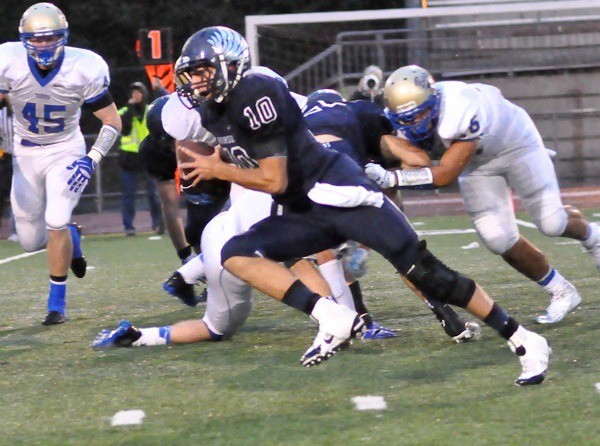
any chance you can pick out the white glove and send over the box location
[365,162,395,188]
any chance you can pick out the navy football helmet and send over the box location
[306,89,346,105]
[383,65,440,145]
[175,26,250,107]
[19,3,69,69]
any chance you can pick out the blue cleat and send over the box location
[68,223,87,278]
[362,321,396,339]
[92,320,141,349]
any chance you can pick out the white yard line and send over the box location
[0,249,45,265]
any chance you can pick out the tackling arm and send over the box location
[366,139,478,188]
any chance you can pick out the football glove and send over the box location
[66,156,97,194]
[365,162,395,188]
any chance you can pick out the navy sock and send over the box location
[483,303,519,340]
[68,224,83,259]
[281,280,321,315]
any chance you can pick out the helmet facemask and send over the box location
[19,3,69,69]
[176,26,250,108]
[384,65,440,145]
[385,91,440,143]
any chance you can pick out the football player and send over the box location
[365,65,599,324]
[174,26,549,385]
[0,3,121,325]
[138,93,230,270]
[303,89,481,342]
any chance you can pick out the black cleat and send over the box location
[42,311,65,326]
[71,256,87,279]
[163,271,198,307]
[69,223,87,278]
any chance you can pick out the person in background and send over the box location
[350,65,384,106]
[118,81,163,236]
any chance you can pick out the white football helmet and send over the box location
[19,2,69,69]
[383,65,440,144]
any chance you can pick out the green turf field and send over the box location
[1,211,599,445]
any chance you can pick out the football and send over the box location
[176,140,230,196]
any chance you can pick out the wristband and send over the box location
[394,168,434,187]
[89,124,120,162]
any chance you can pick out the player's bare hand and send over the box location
[178,146,223,186]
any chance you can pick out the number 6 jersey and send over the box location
[404,80,542,163]
[0,41,110,148]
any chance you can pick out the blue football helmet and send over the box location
[306,89,346,105]
[383,65,440,145]
[19,3,69,69]
[175,26,250,107]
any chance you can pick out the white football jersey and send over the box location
[0,42,110,146]
[400,81,540,162]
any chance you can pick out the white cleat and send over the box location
[302,298,366,367]
[583,222,600,271]
[508,327,550,386]
[536,281,582,324]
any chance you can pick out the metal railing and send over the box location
[284,15,600,94]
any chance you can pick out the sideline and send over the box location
[0,249,46,265]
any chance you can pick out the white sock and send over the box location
[319,259,355,311]
[537,268,567,294]
[178,254,206,284]
[581,223,598,250]
[132,327,171,346]
[508,325,527,353]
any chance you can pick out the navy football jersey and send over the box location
[199,72,341,209]
[303,98,393,166]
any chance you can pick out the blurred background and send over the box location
[1,0,597,220]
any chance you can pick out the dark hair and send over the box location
[129,81,149,101]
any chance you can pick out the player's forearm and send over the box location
[214,159,287,194]
[214,163,285,194]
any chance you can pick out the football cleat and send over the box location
[301,314,366,367]
[508,328,550,386]
[362,321,396,340]
[536,281,582,324]
[163,271,198,307]
[451,321,482,343]
[42,310,65,326]
[68,223,87,279]
[92,320,142,349]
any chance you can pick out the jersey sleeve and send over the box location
[229,75,301,160]
[438,86,483,142]
[81,51,111,105]
[162,93,217,145]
